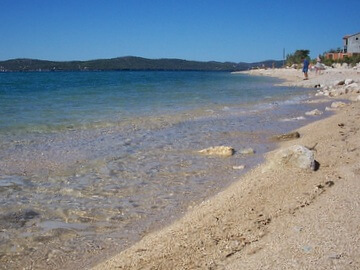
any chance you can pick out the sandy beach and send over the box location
[93,67,360,270]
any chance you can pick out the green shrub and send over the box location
[286,50,310,66]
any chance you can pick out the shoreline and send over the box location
[1,71,339,269]
[92,67,360,269]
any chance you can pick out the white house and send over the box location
[343,32,360,53]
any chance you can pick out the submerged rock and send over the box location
[199,146,234,157]
[272,131,300,141]
[239,148,255,155]
[305,109,323,116]
[325,106,336,111]
[0,209,40,229]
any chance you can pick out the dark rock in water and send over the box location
[0,209,40,229]
[272,131,300,141]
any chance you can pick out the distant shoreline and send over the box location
[0,69,235,73]
[0,56,283,72]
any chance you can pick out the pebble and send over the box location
[303,245,312,253]
[328,253,342,260]
[232,165,245,170]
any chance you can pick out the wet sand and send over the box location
[93,67,360,269]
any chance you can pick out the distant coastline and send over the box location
[0,56,283,72]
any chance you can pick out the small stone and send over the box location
[331,101,346,108]
[239,148,255,155]
[328,253,342,260]
[273,131,300,141]
[305,109,323,116]
[199,146,235,157]
[345,78,354,85]
[334,80,345,86]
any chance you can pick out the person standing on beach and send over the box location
[302,58,309,80]
[315,55,323,74]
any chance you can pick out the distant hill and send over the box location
[0,56,283,72]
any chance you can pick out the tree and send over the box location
[286,50,310,66]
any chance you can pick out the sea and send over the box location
[0,71,332,269]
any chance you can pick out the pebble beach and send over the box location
[93,66,360,270]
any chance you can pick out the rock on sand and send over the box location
[265,145,316,171]
[331,101,347,109]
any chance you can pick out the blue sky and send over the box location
[1,0,359,62]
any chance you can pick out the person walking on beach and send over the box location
[302,58,309,80]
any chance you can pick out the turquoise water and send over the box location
[1,71,301,134]
[0,71,330,269]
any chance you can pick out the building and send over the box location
[326,32,360,60]
[343,32,360,53]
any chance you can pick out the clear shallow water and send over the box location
[1,71,306,134]
[0,71,331,269]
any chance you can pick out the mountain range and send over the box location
[0,56,283,72]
